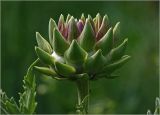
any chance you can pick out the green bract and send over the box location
[34,14,131,80]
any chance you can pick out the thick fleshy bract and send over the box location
[34,14,130,80]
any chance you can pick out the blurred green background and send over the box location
[1,1,159,114]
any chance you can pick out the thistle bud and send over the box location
[35,14,130,80]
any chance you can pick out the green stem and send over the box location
[76,78,89,114]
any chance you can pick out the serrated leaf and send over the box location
[54,61,76,76]
[19,59,39,114]
[35,47,55,65]
[5,101,20,113]
[36,32,52,54]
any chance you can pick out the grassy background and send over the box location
[1,1,159,114]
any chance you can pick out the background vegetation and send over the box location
[1,1,159,114]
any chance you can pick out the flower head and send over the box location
[34,13,130,80]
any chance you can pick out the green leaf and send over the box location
[52,28,69,56]
[49,18,57,44]
[102,55,131,73]
[106,38,128,63]
[64,40,88,66]
[67,16,79,42]
[5,100,20,113]
[95,27,113,56]
[0,92,20,114]
[34,66,57,76]
[84,49,106,74]
[54,61,76,76]
[79,19,96,52]
[0,59,39,114]
[36,32,52,54]
[19,59,39,114]
[35,47,55,65]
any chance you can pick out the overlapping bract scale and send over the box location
[34,13,130,80]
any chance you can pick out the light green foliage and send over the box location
[0,59,39,114]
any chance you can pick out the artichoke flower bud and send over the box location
[34,14,130,80]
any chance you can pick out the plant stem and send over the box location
[76,78,89,114]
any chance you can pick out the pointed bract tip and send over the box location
[81,13,85,17]
[49,18,54,22]
[108,27,113,31]
[71,39,77,45]
[60,14,64,18]
[117,21,120,25]
[58,14,64,23]
[124,38,128,43]
[103,14,109,21]
[36,32,42,39]
[88,14,92,19]
[68,16,75,23]
[36,32,39,35]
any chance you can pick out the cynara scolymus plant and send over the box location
[147,97,160,115]
[1,60,38,114]
[1,13,131,114]
[34,13,130,114]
